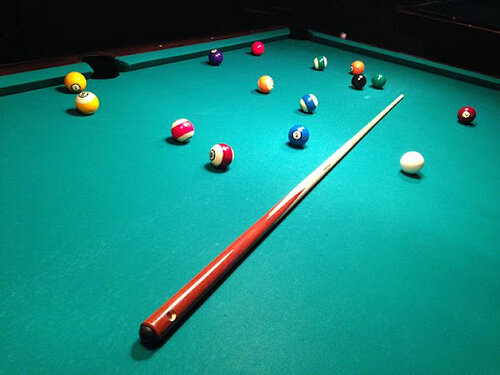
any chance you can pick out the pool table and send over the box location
[1,28,499,374]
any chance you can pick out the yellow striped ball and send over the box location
[257,75,274,94]
[75,91,99,115]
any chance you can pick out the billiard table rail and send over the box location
[1,27,498,98]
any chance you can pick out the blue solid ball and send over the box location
[208,49,223,65]
[288,125,310,147]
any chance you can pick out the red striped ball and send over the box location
[171,119,194,142]
[209,143,234,168]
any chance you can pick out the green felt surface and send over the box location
[1,35,499,374]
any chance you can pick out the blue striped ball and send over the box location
[299,94,318,113]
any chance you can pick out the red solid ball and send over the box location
[251,41,265,56]
[457,106,476,124]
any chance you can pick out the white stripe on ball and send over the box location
[177,131,194,142]
[75,91,96,104]
[265,76,274,89]
[311,94,319,107]
[171,118,189,128]
[300,98,308,112]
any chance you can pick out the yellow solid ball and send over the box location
[75,91,99,114]
[65,72,87,93]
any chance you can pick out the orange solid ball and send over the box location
[350,60,365,75]
[64,71,87,93]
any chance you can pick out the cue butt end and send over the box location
[139,324,161,349]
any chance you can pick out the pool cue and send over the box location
[140,94,404,347]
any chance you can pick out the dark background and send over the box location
[1,0,499,76]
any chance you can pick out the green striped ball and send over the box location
[313,56,328,70]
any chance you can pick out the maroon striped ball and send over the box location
[209,143,234,168]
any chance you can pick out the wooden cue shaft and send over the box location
[139,94,405,347]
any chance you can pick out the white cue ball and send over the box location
[400,151,425,174]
